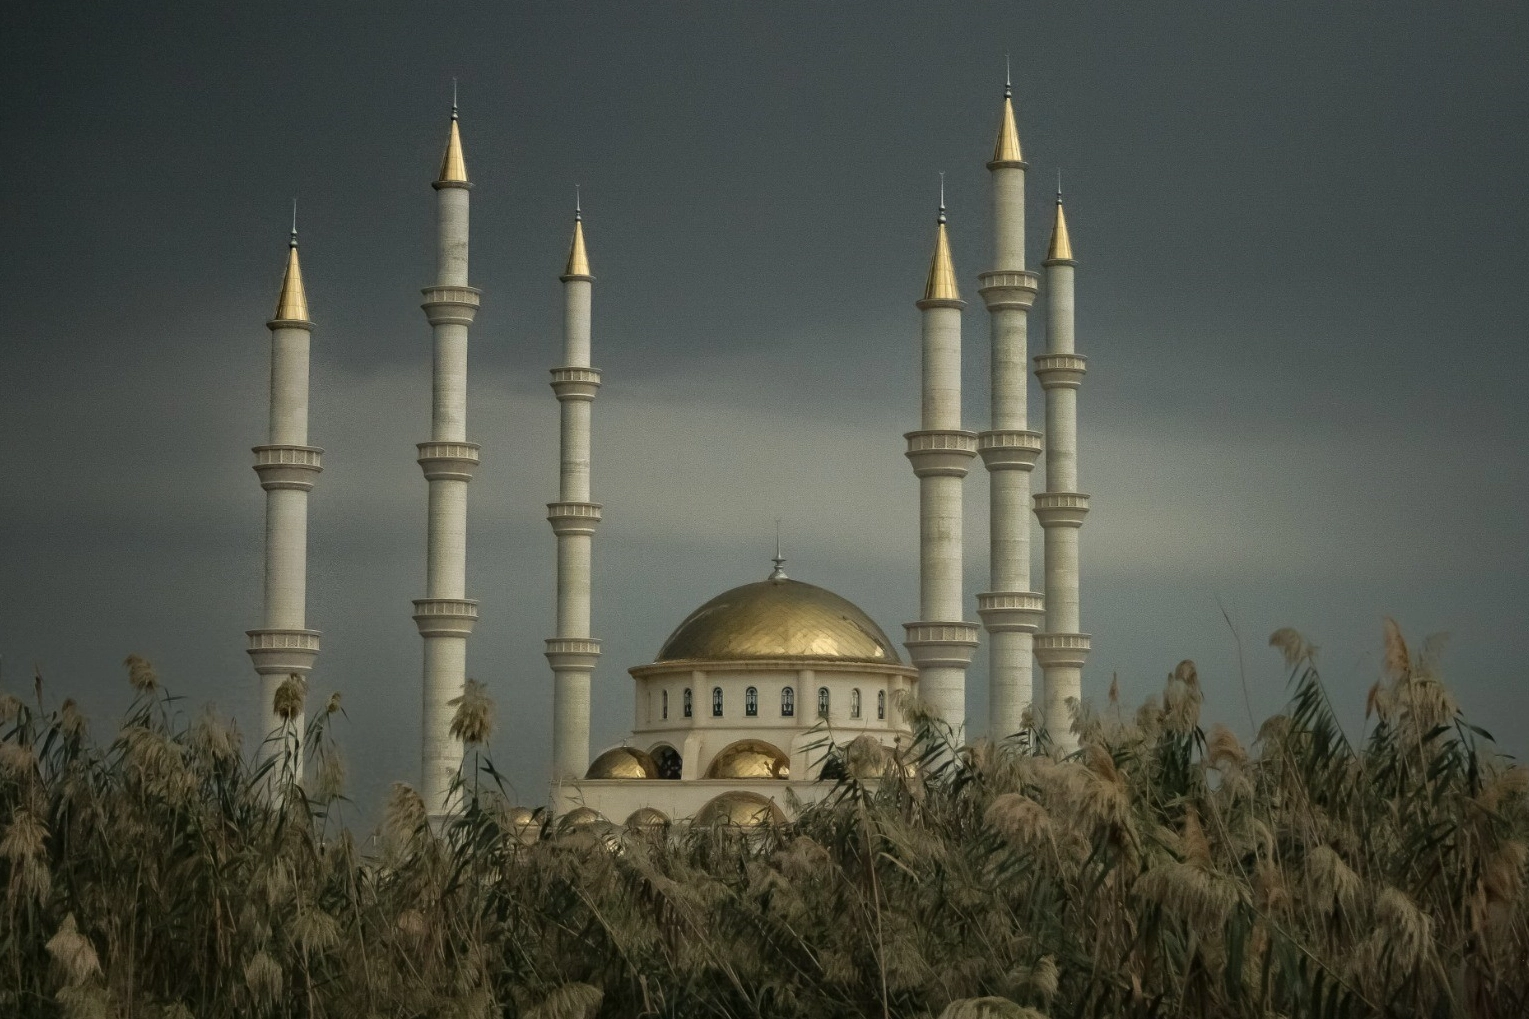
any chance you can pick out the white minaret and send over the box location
[904,183,980,738]
[976,75,1045,742]
[1034,185,1089,752]
[413,97,482,812]
[247,211,322,767]
[546,194,602,784]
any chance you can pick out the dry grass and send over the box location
[2,625,1527,1018]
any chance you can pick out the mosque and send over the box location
[244,77,1090,827]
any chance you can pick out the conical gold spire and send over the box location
[563,190,591,278]
[922,182,960,302]
[436,100,469,184]
[1046,192,1074,262]
[273,215,310,322]
[991,70,1023,164]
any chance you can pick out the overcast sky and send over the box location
[2,2,1526,823]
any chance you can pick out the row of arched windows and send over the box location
[658,685,888,721]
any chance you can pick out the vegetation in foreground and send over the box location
[1,623,1526,1019]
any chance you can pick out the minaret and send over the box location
[413,95,482,813]
[976,72,1045,742]
[546,192,602,784]
[247,209,322,768]
[1033,184,1089,752]
[904,182,980,737]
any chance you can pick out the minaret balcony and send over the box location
[547,501,602,536]
[246,628,321,675]
[903,621,981,668]
[420,285,481,326]
[412,598,479,638]
[977,270,1039,310]
[252,445,323,491]
[1033,492,1090,527]
[1035,353,1087,389]
[545,637,602,671]
[977,591,1045,632]
[550,366,602,401]
[977,430,1043,470]
[1033,633,1092,669]
[904,430,978,478]
[417,442,481,482]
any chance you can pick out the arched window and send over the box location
[712,687,724,717]
[652,744,682,780]
[850,688,862,718]
[781,687,795,717]
[877,689,886,720]
[661,689,669,720]
[683,688,693,718]
[817,687,830,718]
[745,686,758,716]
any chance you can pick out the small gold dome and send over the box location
[503,805,541,845]
[625,807,670,829]
[694,791,786,828]
[558,806,606,832]
[586,746,659,780]
[705,739,790,780]
[656,578,899,664]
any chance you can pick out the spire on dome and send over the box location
[991,61,1023,164]
[1046,181,1074,262]
[436,87,469,184]
[273,202,310,322]
[562,188,591,278]
[922,176,960,302]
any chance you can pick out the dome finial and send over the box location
[921,177,960,302]
[451,77,459,121]
[1005,53,1012,99]
[938,171,947,224]
[1047,174,1074,262]
[273,207,309,322]
[770,519,787,580]
[289,198,298,248]
[437,85,468,184]
[574,184,582,222]
[563,190,591,278]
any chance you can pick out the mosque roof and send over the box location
[654,575,901,665]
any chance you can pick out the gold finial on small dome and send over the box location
[436,86,468,185]
[991,61,1023,164]
[562,187,591,278]
[1046,177,1074,262]
[921,175,960,302]
[273,202,310,322]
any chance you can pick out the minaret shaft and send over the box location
[414,121,482,816]
[978,116,1044,742]
[248,240,322,767]
[904,213,979,738]
[1034,206,1089,753]
[547,223,601,786]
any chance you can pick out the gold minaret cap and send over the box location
[921,176,961,303]
[436,87,469,185]
[272,204,310,323]
[1046,180,1074,263]
[990,64,1024,165]
[562,187,592,279]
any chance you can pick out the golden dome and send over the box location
[585,746,659,780]
[694,791,786,828]
[503,805,541,845]
[705,739,790,780]
[557,806,606,833]
[656,577,899,664]
[625,807,670,829]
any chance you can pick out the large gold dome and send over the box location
[656,577,899,664]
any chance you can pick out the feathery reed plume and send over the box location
[122,653,158,693]
[272,673,306,721]
[59,698,87,741]
[1372,886,1433,972]
[243,950,283,1007]
[0,739,34,777]
[1268,627,1314,667]
[1382,616,1411,682]
[449,677,494,746]
[938,999,1049,1019]
[1304,844,1362,917]
[45,914,100,986]
[0,693,21,722]
[525,982,602,1019]
[1206,723,1246,772]
[985,793,1052,847]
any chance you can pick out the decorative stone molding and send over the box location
[251,444,323,490]
[976,269,1039,310]
[550,366,602,401]
[903,621,981,668]
[904,429,979,478]
[416,441,481,482]
[1033,492,1090,527]
[545,637,602,671]
[976,591,1045,632]
[419,285,481,326]
[246,628,321,675]
[1034,353,1088,389]
[412,598,479,637]
[1033,632,1092,669]
[265,317,313,331]
[977,429,1043,470]
[547,501,602,536]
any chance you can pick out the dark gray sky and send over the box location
[3,2,1526,821]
